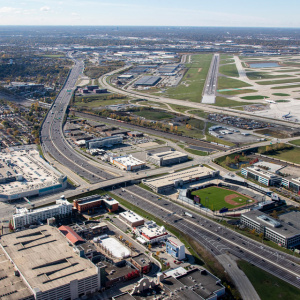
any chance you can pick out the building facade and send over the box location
[111,155,145,171]
[147,150,188,167]
[119,210,145,228]
[241,166,281,186]
[166,237,185,260]
[85,135,123,149]
[13,199,72,229]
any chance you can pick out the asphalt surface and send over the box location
[40,56,116,184]
[75,112,224,152]
[204,53,219,96]
[111,184,300,290]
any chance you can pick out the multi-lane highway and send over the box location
[40,56,117,184]
[111,184,300,289]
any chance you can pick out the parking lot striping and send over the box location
[121,186,300,279]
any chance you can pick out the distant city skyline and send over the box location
[0,0,299,28]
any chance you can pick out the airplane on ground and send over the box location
[265,99,276,104]
[282,112,292,118]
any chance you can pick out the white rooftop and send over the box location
[253,161,284,174]
[113,155,145,167]
[119,210,144,224]
[100,237,130,259]
[137,221,168,239]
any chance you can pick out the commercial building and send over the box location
[134,76,161,86]
[241,166,281,186]
[147,150,188,166]
[143,166,219,193]
[73,195,119,213]
[130,253,151,274]
[241,210,300,248]
[0,147,67,201]
[12,198,72,229]
[119,210,145,228]
[85,135,123,149]
[59,225,85,245]
[134,221,169,244]
[111,155,146,171]
[0,225,102,300]
[166,237,185,260]
[281,177,300,193]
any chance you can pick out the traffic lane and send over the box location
[112,186,300,288]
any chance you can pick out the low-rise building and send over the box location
[241,166,281,186]
[166,237,185,260]
[143,166,219,193]
[135,221,169,244]
[85,135,123,149]
[147,150,188,166]
[119,210,145,228]
[73,195,119,213]
[13,198,72,229]
[111,155,146,171]
[130,253,151,274]
[241,210,300,248]
[281,177,300,193]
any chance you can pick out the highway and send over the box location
[112,184,300,289]
[40,55,117,184]
[202,54,219,104]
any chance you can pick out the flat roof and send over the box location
[279,211,300,230]
[242,210,300,238]
[144,166,213,189]
[100,237,130,259]
[150,150,188,160]
[137,221,168,239]
[0,247,33,300]
[135,76,161,86]
[0,225,98,293]
[168,236,184,247]
[245,166,280,179]
[113,155,145,167]
[119,210,144,224]
[0,148,65,197]
[253,161,284,174]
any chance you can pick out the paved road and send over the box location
[111,184,300,290]
[40,55,117,184]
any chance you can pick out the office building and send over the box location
[0,225,102,300]
[12,199,72,229]
[85,135,123,149]
[241,210,300,248]
[147,150,188,166]
[166,237,185,260]
[119,210,144,228]
[241,166,281,186]
[281,177,300,193]
[73,195,119,213]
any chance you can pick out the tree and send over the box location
[156,251,160,256]
[250,229,256,235]
[225,156,232,166]
[148,244,152,250]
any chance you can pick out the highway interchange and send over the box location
[112,184,300,289]
[40,56,117,184]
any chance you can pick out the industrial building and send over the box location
[158,64,179,74]
[134,221,169,244]
[241,210,300,248]
[119,210,145,228]
[12,198,72,229]
[0,147,67,201]
[134,76,161,86]
[166,237,185,260]
[0,225,102,300]
[241,166,281,186]
[85,135,123,149]
[111,155,146,171]
[143,166,219,193]
[147,150,188,166]
[73,195,119,213]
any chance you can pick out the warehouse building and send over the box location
[134,76,161,86]
[0,225,102,300]
[111,155,146,171]
[85,135,123,149]
[147,150,188,166]
[119,210,145,228]
[73,195,119,213]
[241,210,300,248]
[12,198,72,229]
[241,166,281,186]
[143,166,219,193]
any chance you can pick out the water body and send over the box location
[249,62,280,68]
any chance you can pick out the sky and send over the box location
[0,0,299,28]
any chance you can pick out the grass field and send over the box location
[246,72,294,80]
[134,110,174,120]
[218,89,257,96]
[275,69,300,72]
[265,146,300,164]
[213,96,258,108]
[272,93,290,96]
[272,84,300,89]
[130,100,168,109]
[191,186,251,211]
[241,95,269,100]
[237,261,300,300]
[219,63,239,77]
[256,78,300,85]
[289,139,300,146]
[74,95,129,108]
[217,76,252,90]
[164,54,213,102]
